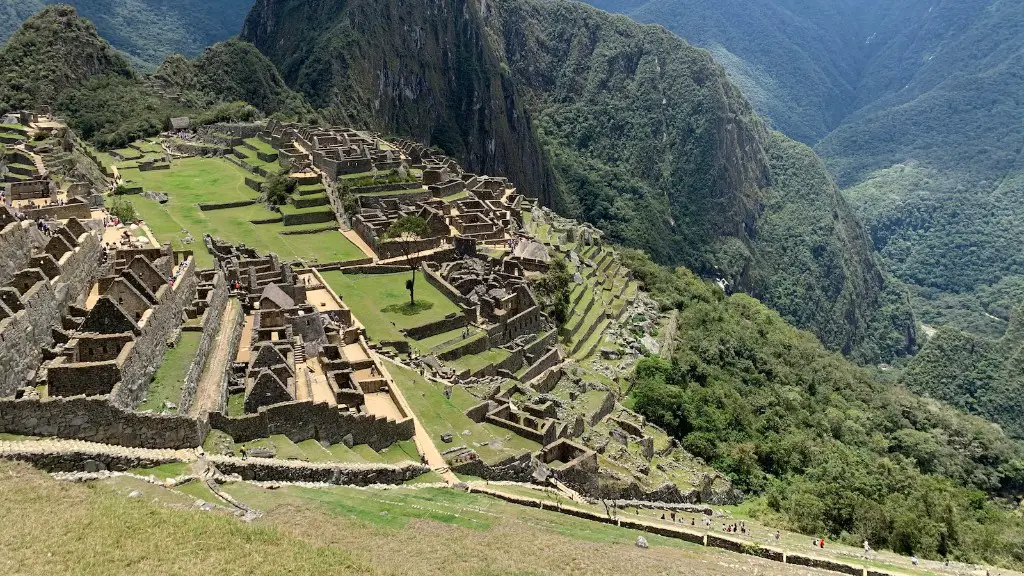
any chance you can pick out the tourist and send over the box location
[775,531,781,542]
[819,538,825,549]
[864,540,871,556]
[239,446,247,460]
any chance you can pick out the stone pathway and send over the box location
[189,298,241,416]
[342,229,377,261]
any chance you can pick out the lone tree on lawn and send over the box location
[385,215,430,306]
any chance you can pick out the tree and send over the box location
[531,256,572,325]
[384,215,430,306]
[107,196,136,223]
[261,172,294,205]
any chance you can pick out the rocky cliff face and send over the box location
[241,0,913,361]
[242,0,555,205]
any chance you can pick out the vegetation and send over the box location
[623,250,1024,568]
[531,255,573,325]
[125,157,364,268]
[106,195,136,223]
[383,215,430,306]
[901,321,1024,439]
[241,0,911,362]
[152,39,318,122]
[0,0,253,69]
[319,270,461,346]
[260,171,295,206]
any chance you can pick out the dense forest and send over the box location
[240,0,915,363]
[588,0,1024,341]
[0,0,251,68]
[623,250,1024,568]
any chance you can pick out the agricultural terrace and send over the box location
[382,359,540,463]
[320,270,462,346]
[123,157,364,268]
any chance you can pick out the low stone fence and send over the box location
[0,442,182,473]
[346,182,423,195]
[589,392,617,426]
[199,199,258,211]
[209,400,415,451]
[0,395,209,449]
[210,457,427,485]
[471,487,881,576]
[438,334,490,362]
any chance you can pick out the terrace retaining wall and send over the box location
[0,395,208,448]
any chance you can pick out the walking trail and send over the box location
[189,299,241,416]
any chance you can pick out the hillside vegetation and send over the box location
[623,250,1024,568]
[241,0,915,363]
[589,0,1024,341]
[0,7,313,148]
[0,0,252,69]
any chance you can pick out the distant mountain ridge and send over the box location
[0,0,253,68]
[587,0,1024,340]
[241,0,915,362]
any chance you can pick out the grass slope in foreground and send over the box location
[0,460,875,576]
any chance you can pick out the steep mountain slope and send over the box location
[0,4,133,112]
[624,251,1024,566]
[152,39,317,122]
[0,7,312,149]
[589,0,1024,340]
[902,317,1024,439]
[0,0,253,68]
[241,0,915,361]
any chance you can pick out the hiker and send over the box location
[911,556,919,567]
[819,538,825,549]
[670,512,676,522]
[239,446,247,460]
[775,531,781,542]
[660,513,665,520]
[864,540,871,556]
[691,518,695,527]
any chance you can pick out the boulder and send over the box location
[635,536,649,549]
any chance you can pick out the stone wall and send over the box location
[404,313,468,341]
[0,444,180,473]
[109,258,199,409]
[0,221,43,286]
[0,395,208,448]
[209,457,428,485]
[209,400,415,451]
[786,554,865,576]
[21,200,92,221]
[438,334,490,362]
[282,209,335,226]
[0,229,101,396]
[589,392,617,426]
[177,275,228,414]
[519,347,562,384]
[199,200,258,211]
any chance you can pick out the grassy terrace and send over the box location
[450,347,511,374]
[126,157,363,268]
[242,137,276,155]
[320,271,461,345]
[137,331,202,413]
[383,359,540,462]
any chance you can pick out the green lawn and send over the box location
[243,137,277,155]
[450,348,511,374]
[125,157,363,268]
[138,332,202,413]
[383,359,539,463]
[320,271,462,344]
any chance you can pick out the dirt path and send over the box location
[189,299,241,416]
[342,229,377,260]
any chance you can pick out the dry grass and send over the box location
[0,461,843,576]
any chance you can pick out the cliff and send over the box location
[241,0,913,361]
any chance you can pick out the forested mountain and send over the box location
[0,6,310,148]
[241,0,915,362]
[624,250,1024,567]
[0,0,252,68]
[588,0,1024,340]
